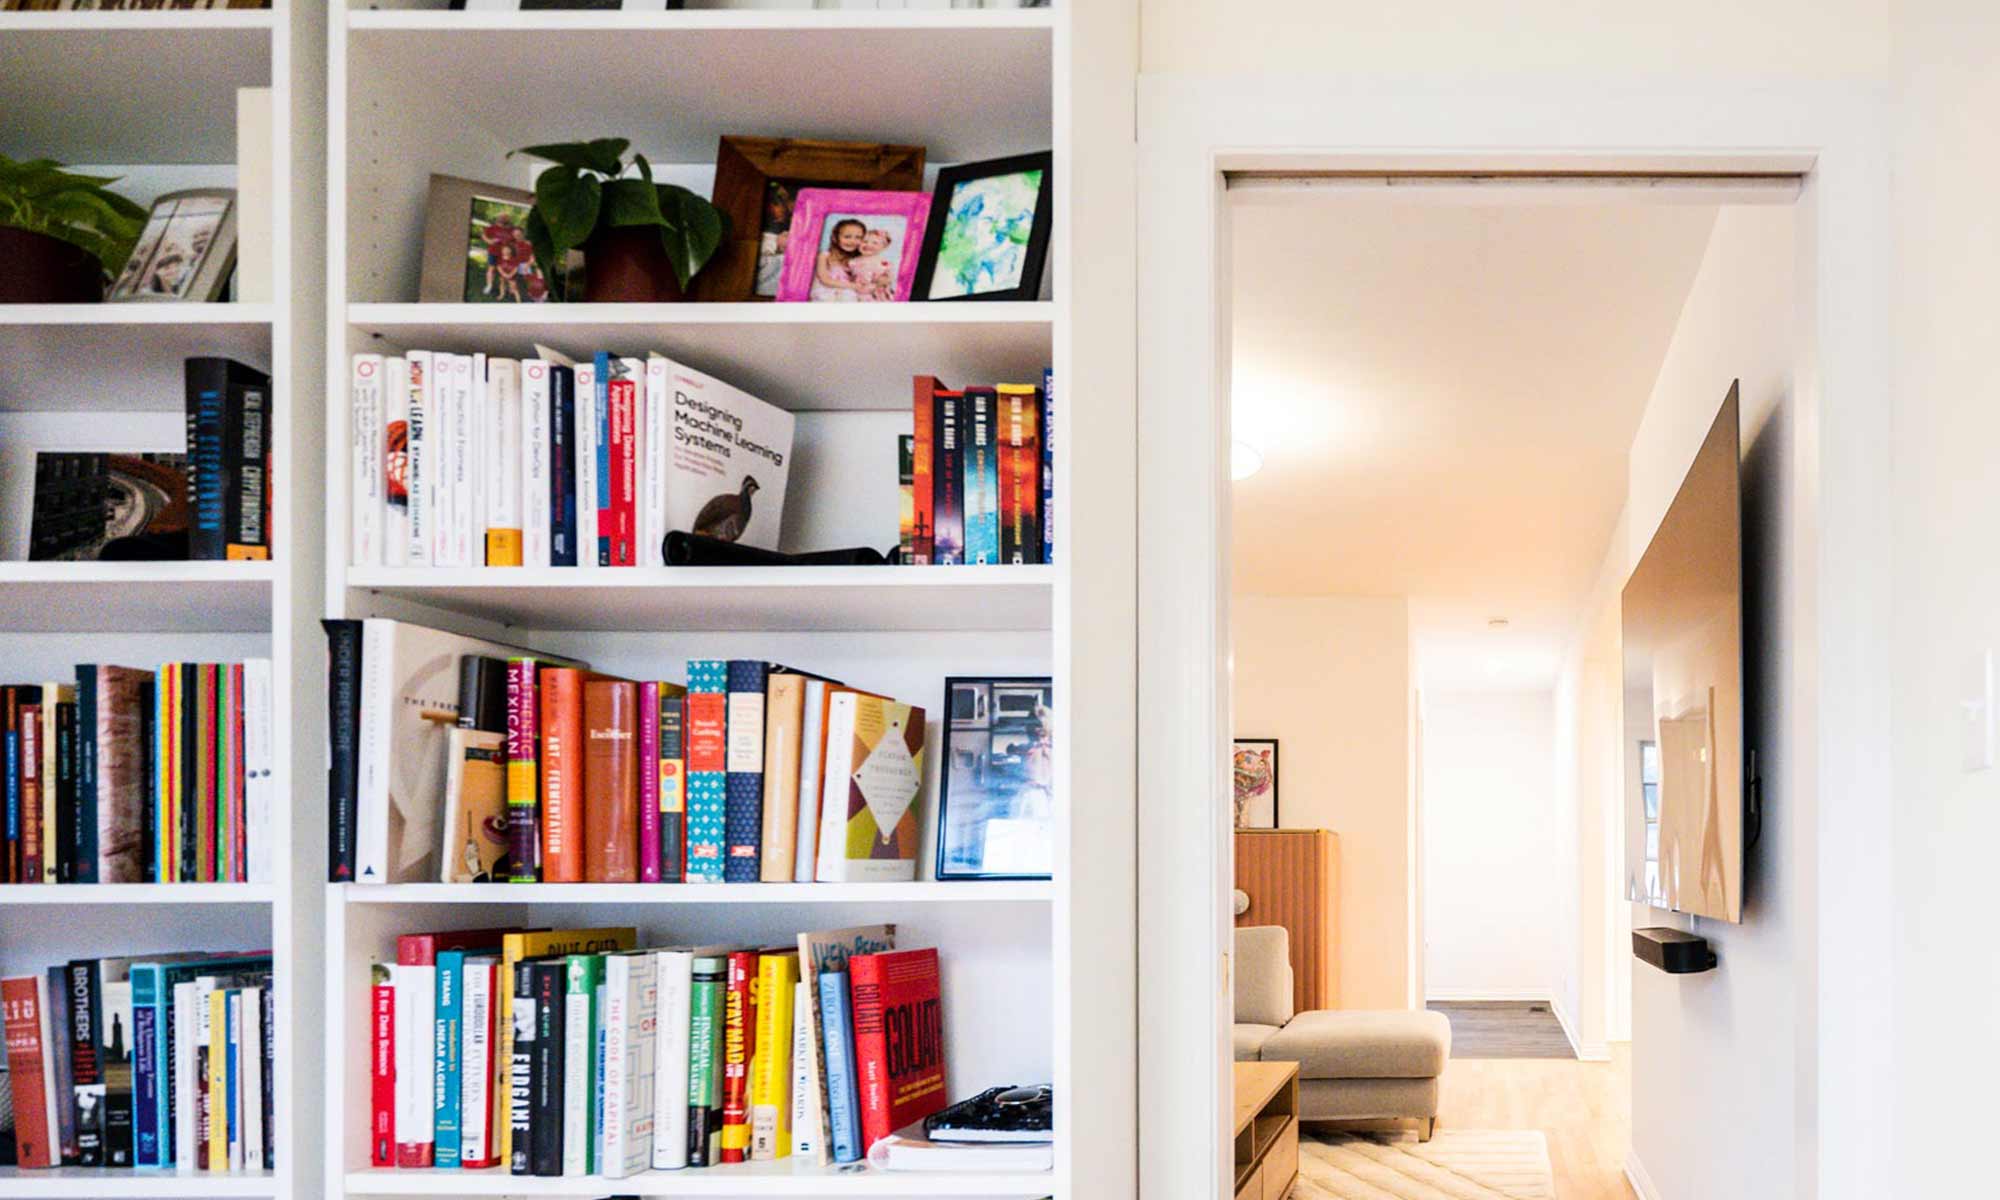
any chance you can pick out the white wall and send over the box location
[1421,689,1558,1001]
[1231,593,1414,1010]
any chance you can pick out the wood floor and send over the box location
[1430,1000,1577,1059]
[1436,1044,1637,1200]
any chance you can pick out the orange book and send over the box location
[539,669,587,882]
[758,673,807,882]
[582,680,639,883]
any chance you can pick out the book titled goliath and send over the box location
[655,355,795,552]
[847,948,946,1156]
[814,693,926,883]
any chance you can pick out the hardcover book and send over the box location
[847,948,947,1156]
[685,955,726,1167]
[683,661,729,883]
[1042,367,1055,563]
[898,433,916,564]
[582,679,639,883]
[815,693,926,883]
[932,384,966,564]
[997,383,1043,564]
[794,925,894,1165]
[723,661,769,882]
[748,951,798,1160]
[963,386,1000,564]
[495,928,638,1169]
[439,726,507,881]
[759,672,807,882]
[910,376,944,563]
[719,950,759,1163]
[654,356,796,552]
[657,689,688,883]
[28,452,191,562]
[3,973,62,1168]
[818,970,862,1163]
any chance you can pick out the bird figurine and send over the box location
[692,475,760,543]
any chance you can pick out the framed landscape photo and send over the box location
[695,136,926,301]
[417,173,568,304]
[1233,738,1280,829]
[913,150,1053,302]
[775,187,931,303]
[937,676,1055,880]
[107,188,236,303]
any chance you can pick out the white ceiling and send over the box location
[1228,192,1720,691]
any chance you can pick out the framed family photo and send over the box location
[417,173,567,304]
[1233,738,1280,829]
[107,189,237,303]
[913,150,1053,302]
[936,676,1055,880]
[775,187,931,304]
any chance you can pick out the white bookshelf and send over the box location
[324,3,1071,1199]
[0,4,325,1200]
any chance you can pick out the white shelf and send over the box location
[0,306,274,413]
[0,882,274,907]
[0,22,271,164]
[0,1168,276,1198]
[342,1164,1053,1197]
[346,303,1052,412]
[336,880,1050,906]
[0,561,274,633]
[347,9,1055,34]
[343,565,1054,632]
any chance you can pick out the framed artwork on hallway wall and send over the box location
[1233,738,1280,828]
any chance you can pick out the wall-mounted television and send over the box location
[1621,382,1746,923]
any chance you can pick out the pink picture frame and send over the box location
[775,187,933,303]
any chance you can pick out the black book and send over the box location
[54,701,77,883]
[457,655,509,733]
[658,695,684,884]
[45,963,77,1163]
[178,664,199,884]
[509,959,537,1175]
[68,959,105,1166]
[324,621,362,882]
[225,368,272,560]
[137,679,156,882]
[933,389,966,564]
[74,666,97,883]
[549,364,577,567]
[260,985,276,1168]
[529,960,566,1176]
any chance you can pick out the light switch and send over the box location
[1963,649,1994,772]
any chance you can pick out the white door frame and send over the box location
[1136,78,1894,1200]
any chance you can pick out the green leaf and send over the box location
[533,166,601,258]
[515,137,629,177]
[0,151,145,272]
[632,153,654,186]
[655,183,725,289]
[524,206,561,285]
[602,177,664,229]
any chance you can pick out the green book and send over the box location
[686,956,726,1167]
[562,953,604,1175]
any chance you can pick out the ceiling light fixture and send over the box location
[1488,618,1510,630]
[1232,440,1263,481]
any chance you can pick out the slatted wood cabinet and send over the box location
[1235,828,1339,1012]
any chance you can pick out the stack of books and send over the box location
[1,663,274,886]
[903,371,1054,566]
[369,923,948,1176]
[325,620,927,887]
[0,952,275,1173]
[347,351,795,569]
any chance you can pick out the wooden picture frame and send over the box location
[692,136,926,302]
[1233,738,1280,829]
[912,150,1054,302]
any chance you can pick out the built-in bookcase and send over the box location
[0,4,325,1200]
[324,3,1071,1198]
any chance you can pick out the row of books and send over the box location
[901,371,1055,566]
[28,358,273,564]
[1,664,274,886]
[347,350,795,570]
[0,952,274,1173]
[326,620,926,887]
[371,923,946,1177]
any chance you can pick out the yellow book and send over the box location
[494,927,638,1166]
[207,989,230,1170]
[748,951,798,1160]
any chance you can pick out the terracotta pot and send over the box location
[582,225,686,303]
[0,226,104,303]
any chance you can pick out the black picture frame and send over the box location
[935,675,1055,881]
[911,150,1054,303]
[1232,738,1280,829]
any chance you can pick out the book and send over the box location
[794,925,894,1165]
[456,654,510,734]
[48,964,75,1164]
[573,357,599,570]
[719,950,759,1163]
[80,664,151,883]
[539,667,608,884]
[963,386,1000,564]
[641,356,671,567]
[396,929,514,1169]
[560,953,602,1175]
[684,955,726,1167]
[3,973,63,1168]
[932,384,966,564]
[655,355,796,551]
[507,959,534,1175]
[495,928,637,1170]
[605,355,641,567]
[723,660,769,882]
[101,973,137,1166]
[997,383,1043,564]
[370,962,395,1166]
[243,659,274,884]
[655,686,694,883]
[748,951,798,1160]
[792,679,833,884]
[759,671,807,882]
[350,354,386,565]
[898,434,916,563]
[240,986,263,1170]
[683,661,728,883]
[528,959,566,1176]
[815,693,926,883]
[433,950,466,1167]
[53,699,76,883]
[868,1125,1054,1172]
[324,619,363,882]
[548,362,578,567]
[67,956,123,1166]
[790,979,818,1161]
[18,701,40,883]
[439,728,506,883]
[1042,367,1054,563]
[405,349,435,567]
[522,359,553,568]
[582,679,639,882]
[185,358,267,561]
[910,377,941,564]
[205,988,227,1169]
[384,356,411,566]
[848,948,947,1156]
[441,353,474,565]
[818,970,862,1163]
[649,949,694,1170]
[504,658,546,883]
[486,357,525,565]
[460,955,502,1169]
[27,452,191,562]
[222,360,273,560]
[600,950,657,1178]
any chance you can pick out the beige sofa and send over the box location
[1234,925,1451,1141]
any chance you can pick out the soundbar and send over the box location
[1633,927,1716,974]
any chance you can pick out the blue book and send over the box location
[550,364,578,567]
[74,666,97,880]
[964,388,1000,564]
[722,660,769,882]
[225,989,242,1164]
[686,659,729,883]
[819,971,863,1163]
[1041,368,1054,564]
[592,351,614,566]
[435,949,465,1168]
[131,968,164,1166]
[184,361,229,560]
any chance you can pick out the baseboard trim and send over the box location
[1625,1150,1663,1200]
[1546,994,1611,1060]
[1424,988,1555,1004]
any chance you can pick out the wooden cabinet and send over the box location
[1235,828,1339,1011]
[1235,1061,1300,1200]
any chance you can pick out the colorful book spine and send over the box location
[684,661,728,883]
[561,954,603,1175]
[933,386,965,564]
[910,377,940,564]
[130,965,164,1166]
[529,960,566,1177]
[964,386,1000,564]
[723,660,769,883]
[405,350,434,566]
[185,359,229,560]
[460,956,500,1169]
[573,358,599,570]
[818,971,862,1164]
[384,356,410,566]
[2,973,62,1168]
[898,434,915,563]
[848,949,947,1155]
[685,956,725,1168]
[224,368,272,561]
[371,963,395,1167]
[658,693,686,884]
[719,950,759,1163]
[606,356,639,567]
[997,384,1043,564]
[539,668,586,883]
[505,659,541,883]
[582,680,639,883]
[434,950,465,1168]
[1042,367,1055,563]
[549,364,578,568]
[748,952,797,1160]
[522,360,552,568]
[508,961,534,1175]
[73,667,97,882]
[637,684,661,883]
[206,989,228,1170]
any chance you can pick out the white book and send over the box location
[433,352,457,566]
[652,355,796,551]
[561,977,590,1175]
[789,979,818,1160]
[468,352,487,566]
[573,358,599,569]
[446,352,477,566]
[241,985,264,1171]
[349,353,385,566]
[398,963,436,1152]
[405,350,434,566]
[487,358,523,565]
[521,359,552,568]
[384,356,410,566]
[793,678,828,883]
[815,693,857,881]
[602,952,658,1178]
[172,980,200,1170]
[649,949,694,1170]
[242,658,273,883]
[461,957,496,1166]
[641,356,670,567]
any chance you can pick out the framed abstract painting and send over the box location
[912,150,1053,302]
[1233,738,1280,829]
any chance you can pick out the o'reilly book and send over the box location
[654,355,795,552]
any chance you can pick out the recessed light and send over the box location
[1232,441,1263,481]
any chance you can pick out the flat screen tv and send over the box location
[1621,382,1746,923]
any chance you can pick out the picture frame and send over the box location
[106,188,236,303]
[1232,738,1280,829]
[694,136,926,302]
[936,676,1055,881]
[775,187,932,303]
[449,2,684,11]
[417,173,572,305]
[913,150,1054,302]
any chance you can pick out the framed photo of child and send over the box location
[417,173,571,304]
[775,188,932,304]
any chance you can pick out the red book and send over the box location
[539,668,590,883]
[607,367,638,567]
[369,963,395,1167]
[3,973,63,1167]
[197,662,219,883]
[910,377,942,563]
[395,928,519,1168]
[582,679,638,883]
[719,949,760,1163]
[849,948,947,1155]
[19,705,40,883]
[228,662,247,883]
[637,684,661,883]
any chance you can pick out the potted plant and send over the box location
[0,154,147,304]
[513,137,726,303]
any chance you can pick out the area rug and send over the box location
[1291,1130,1555,1199]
